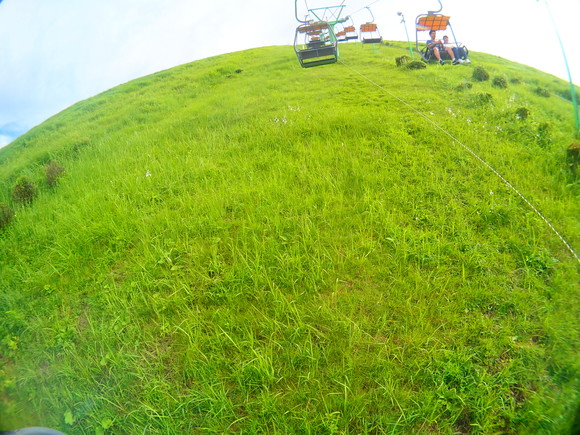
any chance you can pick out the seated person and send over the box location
[427,30,461,65]
[442,35,471,63]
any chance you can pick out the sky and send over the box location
[0,0,579,148]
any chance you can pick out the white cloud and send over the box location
[0,134,13,148]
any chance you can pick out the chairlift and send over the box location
[415,0,467,62]
[343,16,358,41]
[360,7,382,44]
[294,21,338,67]
[334,22,348,42]
[344,25,359,41]
[293,1,347,68]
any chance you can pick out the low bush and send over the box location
[0,203,14,230]
[45,160,65,187]
[567,142,580,173]
[12,176,37,205]
[473,92,494,106]
[395,55,410,67]
[456,82,473,91]
[536,122,552,148]
[534,87,551,98]
[472,66,490,82]
[407,60,426,70]
[515,107,530,120]
[492,76,508,89]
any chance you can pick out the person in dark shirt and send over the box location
[426,30,461,65]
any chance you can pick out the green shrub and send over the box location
[567,142,580,174]
[557,86,579,101]
[45,160,65,187]
[510,77,522,84]
[396,55,410,67]
[12,176,37,205]
[536,122,552,148]
[472,66,489,82]
[456,82,473,91]
[473,92,494,106]
[407,60,426,70]
[492,76,508,89]
[515,107,530,120]
[0,203,14,230]
[534,87,551,98]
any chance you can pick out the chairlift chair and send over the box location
[344,25,358,41]
[294,21,338,68]
[343,15,358,41]
[334,23,348,42]
[293,1,348,67]
[360,8,382,44]
[415,7,467,62]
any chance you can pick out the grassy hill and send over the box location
[0,43,578,434]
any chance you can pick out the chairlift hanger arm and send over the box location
[428,0,443,15]
[365,6,375,23]
[295,0,307,23]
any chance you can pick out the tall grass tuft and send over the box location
[0,202,14,230]
[12,176,37,205]
[45,160,65,187]
[472,66,490,81]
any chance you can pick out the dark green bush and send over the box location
[515,107,530,120]
[534,87,551,98]
[396,55,410,67]
[567,142,580,174]
[45,160,65,187]
[492,76,508,89]
[407,60,426,70]
[473,92,494,106]
[456,82,473,91]
[12,176,37,205]
[536,122,552,148]
[472,66,490,82]
[0,203,14,230]
[510,77,522,84]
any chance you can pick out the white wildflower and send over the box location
[145,171,152,177]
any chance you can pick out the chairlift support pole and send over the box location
[536,0,579,136]
[397,12,414,58]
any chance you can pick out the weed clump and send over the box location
[0,203,14,231]
[492,76,508,89]
[472,66,490,82]
[395,55,410,67]
[406,60,427,70]
[456,82,473,91]
[12,176,37,205]
[515,107,530,120]
[534,87,551,98]
[536,122,552,148]
[510,77,522,85]
[473,92,494,106]
[567,142,580,174]
[45,160,65,187]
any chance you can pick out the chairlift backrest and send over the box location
[298,22,329,34]
[417,15,450,31]
[360,23,378,32]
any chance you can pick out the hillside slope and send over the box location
[0,44,578,433]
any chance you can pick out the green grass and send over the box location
[0,43,578,434]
